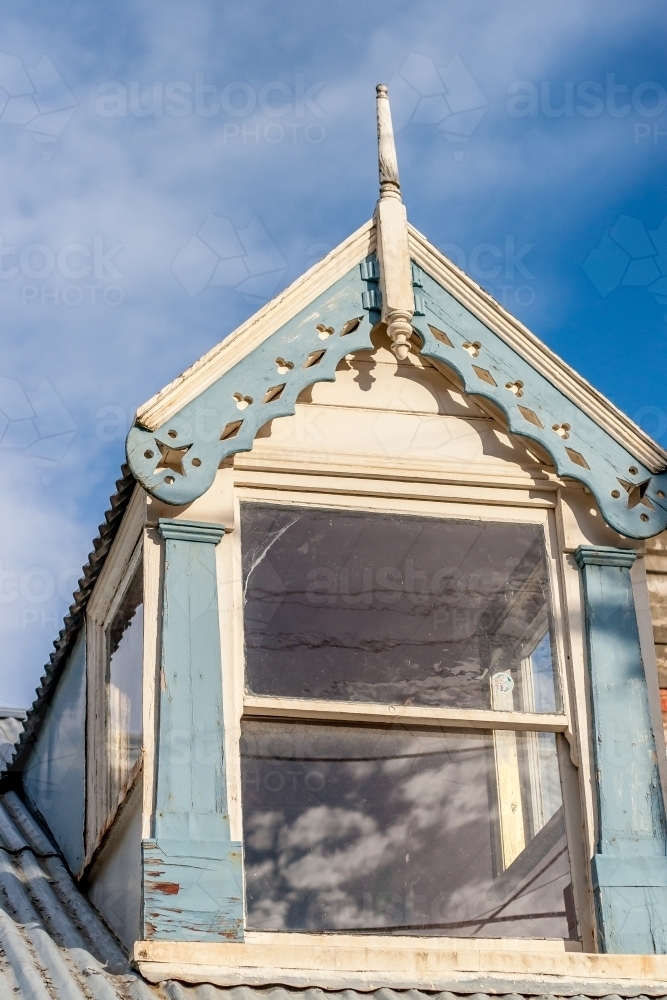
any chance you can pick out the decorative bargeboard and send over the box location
[126,258,667,540]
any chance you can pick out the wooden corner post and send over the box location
[142,518,244,941]
[575,544,667,953]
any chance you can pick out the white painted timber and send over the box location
[134,936,667,992]
[243,696,568,732]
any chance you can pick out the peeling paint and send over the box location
[147,881,180,895]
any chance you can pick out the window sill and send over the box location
[134,932,667,994]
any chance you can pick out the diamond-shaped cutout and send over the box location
[428,324,453,347]
[472,365,497,386]
[303,350,326,368]
[221,420,243,440]
[565,447,590,470]
[262,384,286,404]
[517,405,543,429]
[340,317,362,336]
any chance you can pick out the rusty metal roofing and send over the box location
[7,465,136,775]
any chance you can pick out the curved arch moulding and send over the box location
[126,260,380,505]
[410,263,667,540]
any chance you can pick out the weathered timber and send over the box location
[575,544,667,952]
[143,518,243,941]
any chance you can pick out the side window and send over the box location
[239,503,576,940]
[106,560,143,810]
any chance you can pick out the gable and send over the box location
[126,238,667,539]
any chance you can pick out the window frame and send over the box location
[104,542,144,815]
[85,488,145,864]
[224,485,587,948]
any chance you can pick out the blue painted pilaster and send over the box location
[142,518,243,941]
[575,544,667,953]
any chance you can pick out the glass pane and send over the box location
[241,721,576,938]
[107,562,143,803]
[241,504,560,711]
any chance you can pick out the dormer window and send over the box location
[239,502,576,940]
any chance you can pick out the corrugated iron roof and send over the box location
[0,788,155,999]
[150,986,667,1000]
[6,465,136,775]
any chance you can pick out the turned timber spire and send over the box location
[376,84,401,201]
[374,84,414,360]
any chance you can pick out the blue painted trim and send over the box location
[592,855,667,888]
[127,261,379,506]
[126,254,667,538]
[575,544,667,953]
[143,840,243,941]
[157,518,225,545]
[144,517,244,941]
[574,546,637,569]
[410,265,667,539]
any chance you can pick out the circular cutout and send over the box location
[144,449,154,459]
[165,475,175,484]
[168,429,178,439]
[628,465,638,475]
[640,513,650,522]
[611,489,620,498]
[192,457,201,467]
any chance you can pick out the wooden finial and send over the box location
[376,84,401,201]
[375,84,413,360]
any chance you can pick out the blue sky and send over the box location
[1,0,666,707]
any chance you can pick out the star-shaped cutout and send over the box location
[155,439,191,476]
[617,477,654,510]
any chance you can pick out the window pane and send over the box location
[107,562,143,804]
[241,504,561,711]
[241,722,575,938]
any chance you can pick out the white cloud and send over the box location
[0,0,664,700]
